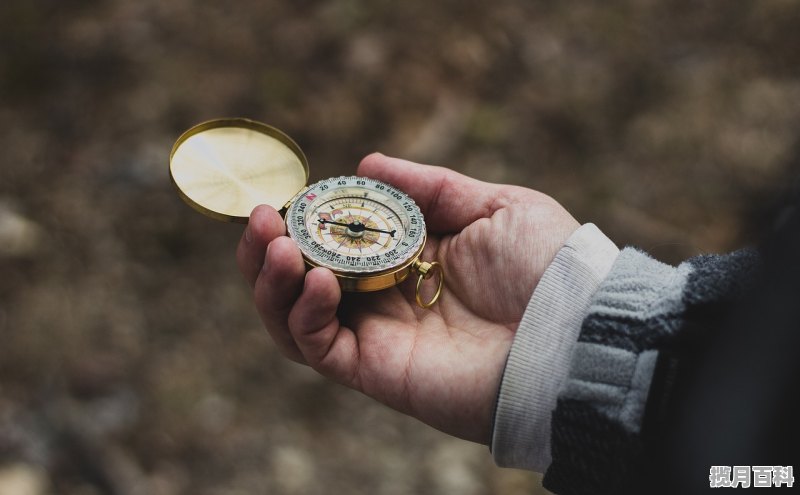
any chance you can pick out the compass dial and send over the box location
[285,176,426,274]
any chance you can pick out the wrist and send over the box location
[491,223,619,471]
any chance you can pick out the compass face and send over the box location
[285,176,426,274]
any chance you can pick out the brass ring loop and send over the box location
[415,261,444,309]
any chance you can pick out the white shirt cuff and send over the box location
[491,223,619,471]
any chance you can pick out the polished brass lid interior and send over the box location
[169,118,309,223]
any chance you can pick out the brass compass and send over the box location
[169,118,444,308]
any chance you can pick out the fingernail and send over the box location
[244,225,252,243]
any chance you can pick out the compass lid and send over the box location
[169,118,309,223]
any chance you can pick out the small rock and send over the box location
[0,463,49,495]
[0,203,42,258]
[271,446,313,494]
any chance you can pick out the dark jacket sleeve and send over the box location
[542,247,762,495]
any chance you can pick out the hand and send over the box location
[236,154,579,444]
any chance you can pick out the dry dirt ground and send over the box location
[1,1,799,494]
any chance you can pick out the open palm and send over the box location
[236,154,579,444]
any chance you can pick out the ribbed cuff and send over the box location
[491,223,619,472]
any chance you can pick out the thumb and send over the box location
[287,267,360,385]
[357,153,528,233]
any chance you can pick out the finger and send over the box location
[236,204,286,288]
[357,153,533,233]
[288,268,359,385]
[253,236,307,363]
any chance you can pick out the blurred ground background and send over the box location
[1,1,799,494]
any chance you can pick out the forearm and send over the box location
[543,247,760,493]
[491,225,761,491]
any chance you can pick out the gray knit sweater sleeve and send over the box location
[542,247,761,494]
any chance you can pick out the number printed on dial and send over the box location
[286,176,426,273]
